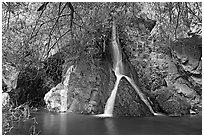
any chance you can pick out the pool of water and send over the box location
[9,110,202,135]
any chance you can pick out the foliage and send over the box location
[153,2,202,40]
[2,2,201,71]
[2,102,38,135]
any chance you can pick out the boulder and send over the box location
[171,36,202,90]
[2,92,10,107]
[172,36,201,72]
[44,83,68,112]
[173,77,201,114]
[65,58,108,114]
[2,63,19,92]
[153,86,190,116]
[173,78,198,98]
[112,54,154,117]
[44,65,75,112]
[113,77,153,117]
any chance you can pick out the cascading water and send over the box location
[97,20,158,117]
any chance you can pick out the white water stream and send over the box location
[97,21,159,117]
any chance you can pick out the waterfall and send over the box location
[96,20,158,118]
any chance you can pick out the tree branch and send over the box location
[46,29,71,58]
[37,2,49,11]
[174,3,181,39]
[68,2,75,29]
[186,3,202,23]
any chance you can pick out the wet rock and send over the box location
[153,86,190,116]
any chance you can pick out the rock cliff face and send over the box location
[128,35,202,116]
[170,36,202,115]
[172,36,201,75]
[43,33,202,117]
[65,56,110,114]
[171,36,202,96]
[44,45,154,116]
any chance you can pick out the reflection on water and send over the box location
[104,118,117,135]
[9,110,202,135]
[59,114,66,134]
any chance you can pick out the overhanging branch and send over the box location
[68,2,75,29]
[46,29,71,58]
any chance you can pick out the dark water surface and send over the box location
[9,110,202,135]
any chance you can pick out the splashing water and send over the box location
[96,21,159,118]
